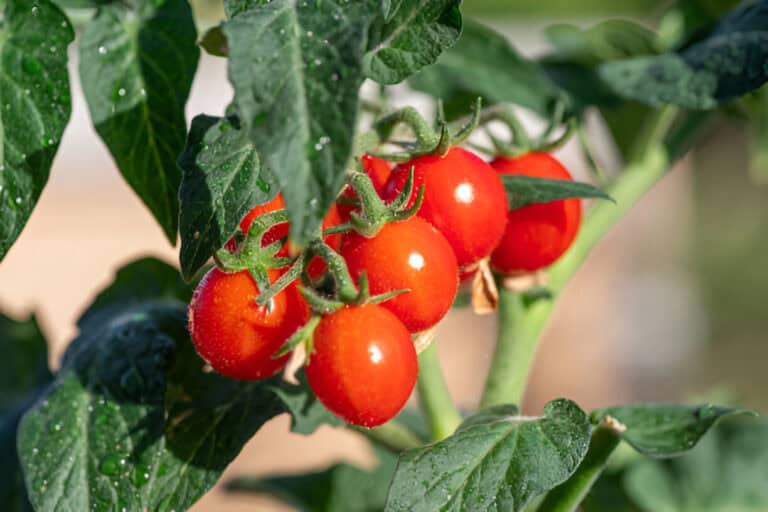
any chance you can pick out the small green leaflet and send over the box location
[592,403,754,458]
[177,114,278,281]
[79,0,199,244]
[501,174,613,210]
[598,1,768,109]
[385,400,591,512]
[0,0,73,263]
[364,0,462,85]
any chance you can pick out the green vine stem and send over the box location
[417,342,462,440]
[351,420,424,453]
[481,144,672,408]
[536,417,626,512]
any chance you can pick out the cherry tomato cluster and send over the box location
[189,146,581,427]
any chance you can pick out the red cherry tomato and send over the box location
[337,154,392,222]
[188,268,308,380]
[305,304,417,427]
[384,147,507,267]
[227,194,342,280]
[490,152,582,273]
[341,216,458,332]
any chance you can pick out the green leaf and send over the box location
[77,256,191,329]
[624,418,768,512]
[226,447,397,512]
[177,114,278,281]
[224,0,376,245]
[0,312,51,512]
[0,0,73,263]
[79,0,200,244]
[364,0,462,85]
[17,302,288,511]
[0,313,51,415]
[269,372,343,435]
[408,19,562,117]
[545,20,658,65]
[385,399,591,512]
[501,175,613,210]
[598,1,768,109]
[591,403,752,458]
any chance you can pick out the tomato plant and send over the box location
[1,0,768,511]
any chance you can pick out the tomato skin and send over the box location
[384,147,507,267]
[227,194,342,280]
[305,304,417,427]
[490,153,582,273]
[337,154,392,222]
[341,217,458,332]
[188,268,308,380]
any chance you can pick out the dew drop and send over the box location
[118,88,126,97]
[31,5,39,15]
[15,196,22,204]
[98,46,107,55]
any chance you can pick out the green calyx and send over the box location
[366,97,483,163]
[214,209,295,292]
[344,166,424,238]
[473,101,575,158]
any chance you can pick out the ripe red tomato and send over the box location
[305,304,417,427]
[227,194,342,280]
[341,216,458,333]
[337,154,392,222]
[188,267,309,380]
[383,147,507,268]
[490,152,582,272]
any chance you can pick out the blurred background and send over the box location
[0,0,765,510]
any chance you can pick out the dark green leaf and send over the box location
[624,418,768,511]
[0,313,51,414]
[385,399,591,512]
[18,302,287,511]
[79,0,199,244]
[598,1,768,109]
[0,312,51,512]
[177,114,278,281]
[408,19,562,117]
[270,372,343,435]
[224,0,376,245]
[77,257,191,329]
[0,0,73,263]
[226,447,397,512]
[364,0,462,85]
[501,175,613,210]
[591,403,752,458]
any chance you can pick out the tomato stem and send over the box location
[349,420,424,453]
[417,342,462,440]
[536,417,625,512]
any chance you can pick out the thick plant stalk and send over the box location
[537,417,626,512]
[417,342,462,440]
[480,146,672,408]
